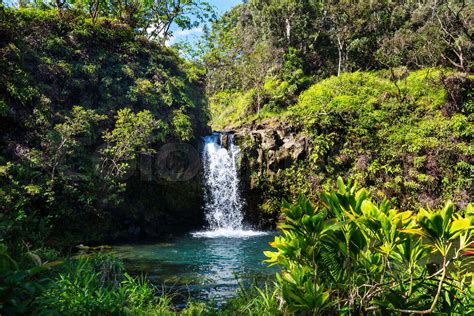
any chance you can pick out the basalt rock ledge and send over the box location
[224,121,309,228]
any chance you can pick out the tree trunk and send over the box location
[337,36,343,76]
[285,18,291,43]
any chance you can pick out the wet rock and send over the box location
[220,133,230,149]
[235,122,308,177]
[276,143,292,169]
[292,136,307,161]
[262,130,282,150]
[267,150,277,174]
[232,120,310,229]
[276,129,286,140]
[250,131,263,144]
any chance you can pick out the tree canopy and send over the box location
[7,0,216,42]
[204,0,473,105]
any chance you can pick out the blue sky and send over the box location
[209,0,243,14]
[3,0,242,45]
[4,0,243,11]
[167,0,243,45]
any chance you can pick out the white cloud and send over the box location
[166,27,204,46]
[145,24,166,40]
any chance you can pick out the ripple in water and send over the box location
[110,233,277,305]
[111,133,275,305]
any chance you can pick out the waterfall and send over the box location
[192,132,266,238]
[202,133,244,229]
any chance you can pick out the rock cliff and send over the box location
[230,121,310,228]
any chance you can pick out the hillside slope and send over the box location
[222,69,473,223]
[0,8,210,249]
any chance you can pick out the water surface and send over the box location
[110,134,278,305]
[111,232,278,304]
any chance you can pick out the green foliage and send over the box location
[8,0,216,44]
[209,90,256,130]
[0,160,57,252]
[0,8,208,252]
[47,106,106,180]
[222,283,282,316]
[101,108,166,180]
[1,2,473,315]
[264,178,474,314]
[205,0,472,121]
[35,255,170,315]
[172,108,194,141]
[0,99,9,116]
[180,302,209,316]
[0,243,62,315]
[247,69,472,213]
[0,8,205,128]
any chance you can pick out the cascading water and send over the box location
[202,133,243,229]
[111,132,274,303]
[192,133,266,238]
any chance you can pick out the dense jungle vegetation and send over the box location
[1,0,473,315]
[204,0,473,217]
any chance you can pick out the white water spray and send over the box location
[192,133,266,238]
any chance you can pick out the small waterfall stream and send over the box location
[192,132,265,238]
[111,133,275,303]
[202,133,244,229]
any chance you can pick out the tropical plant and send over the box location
[101,108,167,180]
[0,244,62,315]
[265,177,474,314]
[46,106,106,181]
[35,254,176,315]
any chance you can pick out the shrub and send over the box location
[0,244,61,315]
[35,255,175,315]
[172,109,194,141]
[246,69,472,214]
[101,108,167,181]
[209,90,256,130]
[265,177,474,314]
